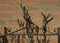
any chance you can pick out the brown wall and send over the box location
[0,0,59,43]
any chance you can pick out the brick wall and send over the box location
[0,0,59,43]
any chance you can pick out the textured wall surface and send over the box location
[0,0,59,43]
